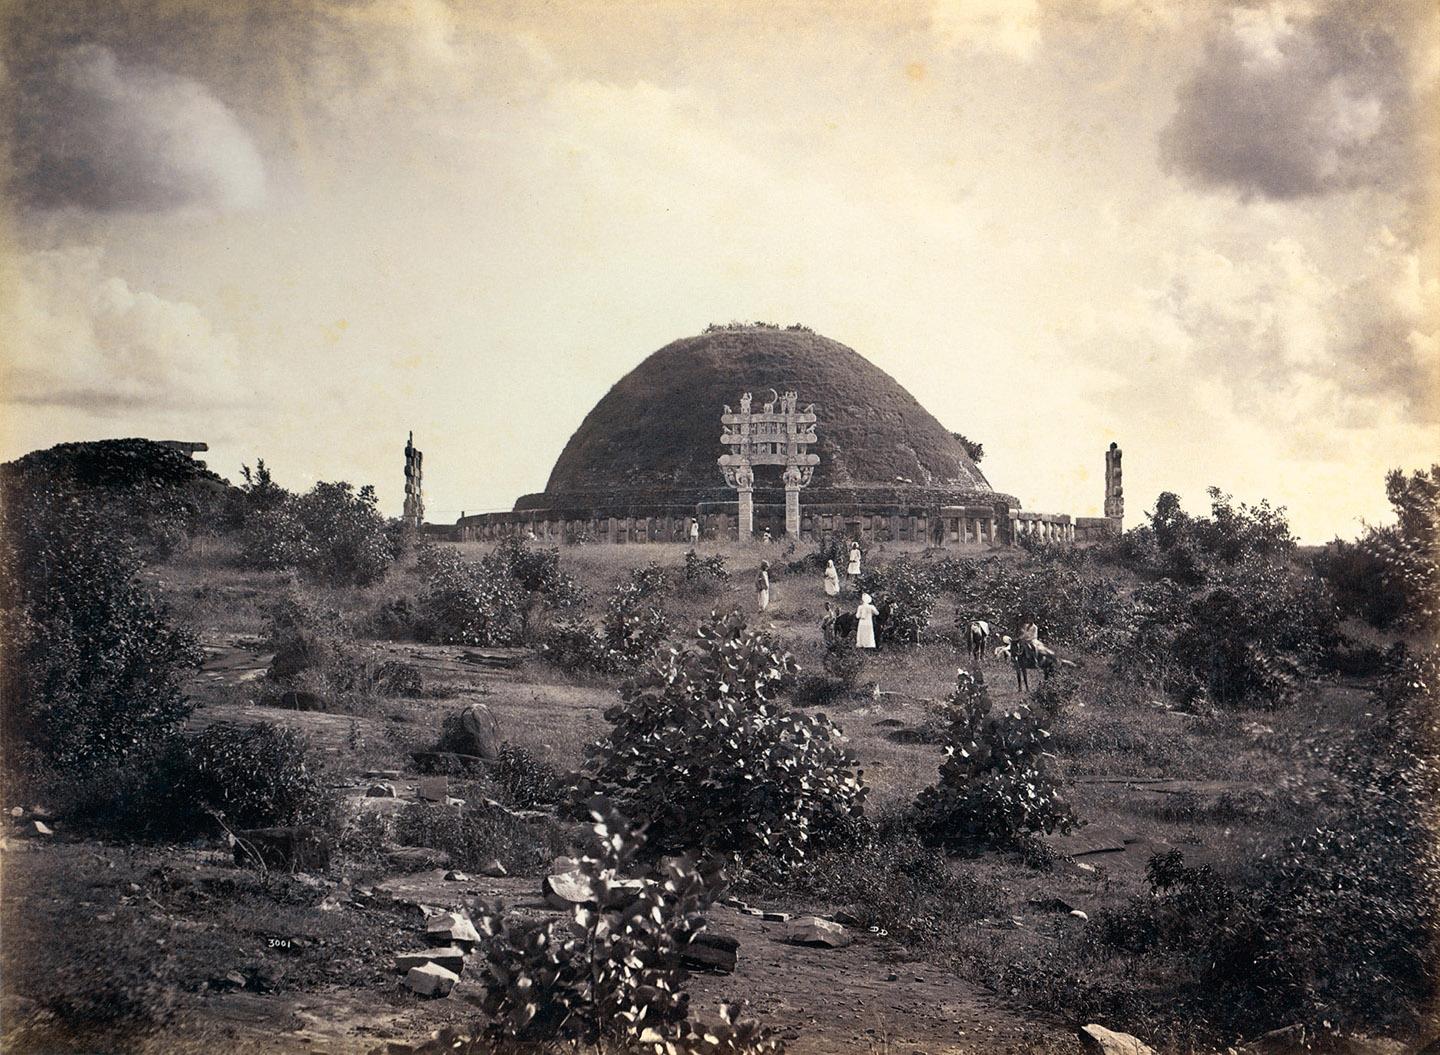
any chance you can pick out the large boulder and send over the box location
[681,933,739,973]
[1078,1024,1157,1055]
[233,826,332,873]
[425,911,481,950]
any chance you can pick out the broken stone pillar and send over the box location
[1104,442,1124,531]
[403,432,425,529]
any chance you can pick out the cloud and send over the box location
[1,246,246,411]
[930,0,1043,59]
[1158,2,1415,199]
[12,43,265,212]
[1099,229,1439,433]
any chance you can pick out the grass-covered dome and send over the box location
[517,326,1010,513]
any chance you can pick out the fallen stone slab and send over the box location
[444,870,470,882]
[425,911,480,950]
[233,826,331,873]
[366,783,397,798]
[406,961,460,998]
[681,933,738,973]
[385,846,451,873]
[781,916,852,948]
[543,871,644,909]
[1078,1024,1157,1055]
[761,911,790,923]
[396,946,466,975]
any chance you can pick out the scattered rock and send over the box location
[741,907,763,917]
[832,908,864,927]
[1071,909,1089,921]
[1237,1025,1308,1055]
[761,911,791,923]
[209,971,247,992]
[1028,896,1074,913]
[478,859,508,878]
[781,916,852,948]
[366,783,397,798]
[364,770,402,780]
[8,806,23,818]
[542,871,644,909]
[233,827,332,873]
[425,911,480,950]
[681,933,738,973]
[405,961,460,998]
[396,947,467,975]
[32,821,53,837]
[318,896,342,912]
[444,871,470,882]
[1078,1024,1157,1055]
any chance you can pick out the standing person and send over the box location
[820,602,837,645]
[823,559,840,597]
[689,517,701,544]
[756,561,771,612]
[855,593,879,649]
[847,541,862,578]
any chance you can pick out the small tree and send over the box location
[1,489,201,774]
[914,669,1078,850]
[576,610,868,863]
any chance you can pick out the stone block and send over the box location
[681,933,738,973]
[233,826,331,873]
[405,961,460,998]
[395,946,466,975]
[781,916,852,948]
[424,911,480,950]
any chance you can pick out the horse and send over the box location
[967,620,991,665]
[1013,640,1077,691]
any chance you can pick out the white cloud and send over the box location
[931,0,1043,59]
[1,247,245,412]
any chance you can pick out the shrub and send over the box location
[415,545,528,646]
[575,610,868,863]
[238,479,396,586]
[491,743,563,808]
[540,573,675,674]
[0,489,202,774]
[913,669,1079,850]
[393,800,570,874]
[152,723,333,838]
[473,800,782,1054]
[684,548,730,587]
[854,557,939,644]
[494,536,585,610]
[795,644,865,708]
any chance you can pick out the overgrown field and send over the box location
[3,444,1437,1055]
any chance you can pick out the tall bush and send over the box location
[0,489,201,774]
[575,610,867,863]
[913,669,1079,850]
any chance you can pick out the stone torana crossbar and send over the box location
[718,388,820,539]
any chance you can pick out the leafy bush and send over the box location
[415,545,528,646]
[1318,466,1439,632]
[473,800,781,1054]
[541,572,674,674]
[152,723,333,837]
[913,669,1079,850]
[683,548,731,594]
[494,536,585,609]
[239,479,396,586]
[491,743,563,808]
[0,489,202,774]
[854,557,939,644]
[393,800,569,873]
[795,643,865,708]
[934,553,1124,650]
[575,610,868,863]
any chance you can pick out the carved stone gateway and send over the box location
[719,389,819,539]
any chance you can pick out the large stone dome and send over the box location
[516,327,1012,514]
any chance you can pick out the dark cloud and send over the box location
[1159,3,1414,199]
[10,43,265,212]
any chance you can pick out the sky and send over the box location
[1,0,1436,541]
